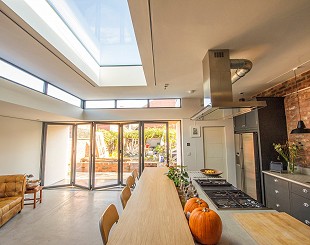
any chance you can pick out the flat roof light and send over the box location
[0,59,44,92]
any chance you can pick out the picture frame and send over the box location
[190,126,200,138]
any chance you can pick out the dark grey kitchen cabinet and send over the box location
[290,183,310,225]
[234,110,257,132]
[264,173,310,226]
[234,97,288,205]
[234,97,288,171]
[264,173,290,213]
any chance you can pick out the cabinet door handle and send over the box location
[275,190,279,194]
[276,204,280,207]
[303,188,308,193]
[305,220,310,226]
[274,179,278,182]
[304,203,309,208]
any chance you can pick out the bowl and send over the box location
[200,168,223,176]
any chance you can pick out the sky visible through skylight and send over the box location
[48,0,142,66]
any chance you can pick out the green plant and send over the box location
[166,165,189,187]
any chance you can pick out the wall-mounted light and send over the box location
[290,68,310,134]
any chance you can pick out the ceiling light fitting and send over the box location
[290,69,310,134]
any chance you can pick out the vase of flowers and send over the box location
[273,141,299,174]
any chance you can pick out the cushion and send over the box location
[0,175,25,198]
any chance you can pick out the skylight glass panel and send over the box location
[85,100,115,109]
[47,84,81,107]
[48,0,142,66]
[117,100,148,108]
[0,59,44,92]
[149,99,181,108]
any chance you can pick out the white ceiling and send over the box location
[0,0,310,118]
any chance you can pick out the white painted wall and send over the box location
[44,125,71,186]
[0,116,42,179]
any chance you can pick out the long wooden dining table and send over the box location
[107,167,195,245]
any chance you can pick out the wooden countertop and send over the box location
[107,167,195,245]
[263,171,310,188]
[234,212,310,245]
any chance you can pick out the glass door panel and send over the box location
[122,123,140,184]
[93,123,119,188]
[74,124,92,188]
[43,124,73,187]
[143,122,168,168]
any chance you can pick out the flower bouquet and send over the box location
[273,141,299,174]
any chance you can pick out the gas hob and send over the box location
[194,179,267,210]
[204,190,265,209]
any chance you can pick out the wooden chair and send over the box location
[131,169,139,181]
[126,175,135,189]
[120,185,131,209]
[99,204,119,245]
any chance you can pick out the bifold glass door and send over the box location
[121,123,141,185]
[42,121,179,189]
[43,124,73,187]
[93,123,120,189]
[74,123,92,189]
[142,122,169,167]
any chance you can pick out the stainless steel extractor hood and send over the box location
[191,49,266,120]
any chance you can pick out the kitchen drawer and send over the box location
[266,195,290,213]
[291,182,310,199]
[264,174,289,197]
[291,193,310,226]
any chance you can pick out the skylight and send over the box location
[3,0,146,86]
[47,0,142,66]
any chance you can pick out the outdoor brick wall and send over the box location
[255,69,310,168]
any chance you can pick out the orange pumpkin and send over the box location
[184,198,209,214]
[189,207,222,245]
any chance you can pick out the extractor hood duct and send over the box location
[191,49,266,120]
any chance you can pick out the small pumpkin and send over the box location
[184,198,209,214]
[189,207,222,245]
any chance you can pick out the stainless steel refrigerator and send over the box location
[234,133,262,202]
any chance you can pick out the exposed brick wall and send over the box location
[255,70,310,168]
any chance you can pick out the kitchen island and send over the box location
[192,173,310,244]
[108,167,309,245]
[192,179,276,244]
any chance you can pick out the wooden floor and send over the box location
[0,187,123,245]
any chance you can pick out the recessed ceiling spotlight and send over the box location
[188,90,196,94]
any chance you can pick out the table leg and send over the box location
[34,191,36,209]
[40,188,42,203]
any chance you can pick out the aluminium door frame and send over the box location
[92,122,122,190]
[40,122,75,189]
